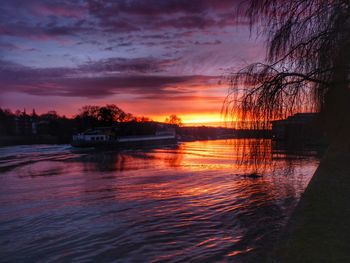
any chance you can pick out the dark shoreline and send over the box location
[0,135,67,147]
[270,139,350,262]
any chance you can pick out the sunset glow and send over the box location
[151,113,230,126]
[0,1,264,122]
[1,1,344,262]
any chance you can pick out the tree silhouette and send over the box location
[79,105,100,119]
[135,116,152,122]
[165,114,182,126]
[225,0,349,138]
[98,104,126,123]
[77,104,133,126]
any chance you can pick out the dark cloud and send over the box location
[155,15,217,29]
[0,0,87,18]
[0,42,22,51]
[0,56,178,80]
[0,1,90,40]
[32,1,87,18]
[84,0,247,34]
[80,57,179,74]
[0,0,246,43]
[0,22,91,40]
[141,34,173,40]
[194,40,222,45]
[51,75,214,98]
[87,0,239,17]
[0,0,251,115]
[99,19,140,33]
[0,59,219,98]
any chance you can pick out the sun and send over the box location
[153,113,238,127]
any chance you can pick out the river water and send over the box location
[0,139,320,262]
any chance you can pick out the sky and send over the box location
[0,0,264,125]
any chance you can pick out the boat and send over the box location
[71,127,177,148]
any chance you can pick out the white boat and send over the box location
[71,128,176,148]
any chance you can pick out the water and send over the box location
[0,139,320,262]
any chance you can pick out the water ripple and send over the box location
[0,139,320,262]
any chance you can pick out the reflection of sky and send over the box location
[0,0,264,123]
[0,139,319,262]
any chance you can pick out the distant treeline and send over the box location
[0,104,161,144]
[0,105,260,146]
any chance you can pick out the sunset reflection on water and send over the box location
[0,139,320,262]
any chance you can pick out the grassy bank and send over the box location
[271,138,350,262]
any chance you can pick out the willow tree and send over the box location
[225,0,350,138]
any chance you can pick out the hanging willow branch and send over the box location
[225,0,350,130]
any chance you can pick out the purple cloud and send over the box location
[0,0,259,117]
[0,59,219,98]
[0,0,245,41]
[80,57,179,74]
[87,0,239,17]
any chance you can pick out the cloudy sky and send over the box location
[0,0,264,124]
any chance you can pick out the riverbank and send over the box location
[0,135,66,146]
[271,137,350,262]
